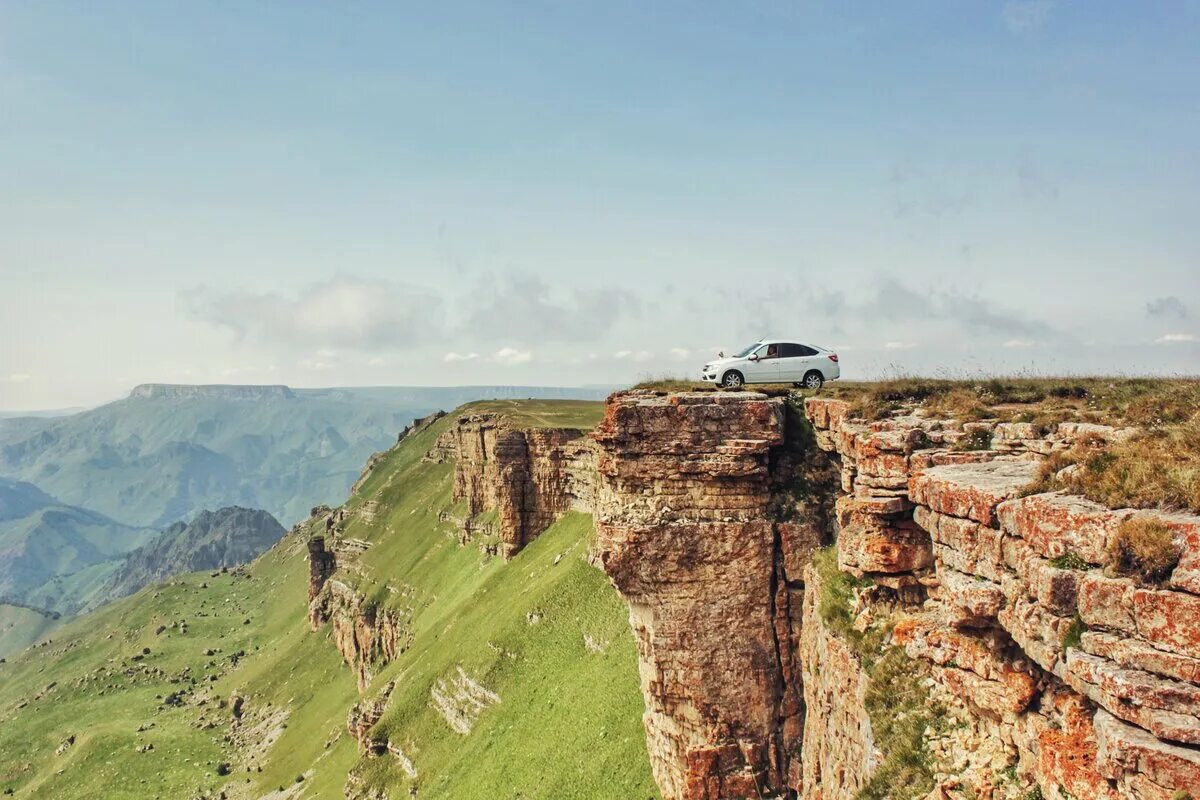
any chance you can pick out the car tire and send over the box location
[721,370,744,389]
[802,370,824,390]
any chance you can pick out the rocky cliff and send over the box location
[303,389,1200,800]
[803,396,1200,800]
[432,412,596,557]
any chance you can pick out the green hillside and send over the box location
[0,603,60,660]
[0,403,655,799]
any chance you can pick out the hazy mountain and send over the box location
[0,477,154,605]
[85,506,285,610]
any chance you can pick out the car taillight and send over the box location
[828,354,839,363]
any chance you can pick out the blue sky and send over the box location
[1,1,1198,409]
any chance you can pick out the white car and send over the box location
[701,339,841,389]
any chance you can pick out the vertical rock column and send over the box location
[591,391,798,800]
[443,414,588,557]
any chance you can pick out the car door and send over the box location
[776,343,807,382]
[744,344,781,383]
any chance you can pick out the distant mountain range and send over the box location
[0,383,610,622]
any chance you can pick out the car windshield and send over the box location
[732,342,761,358]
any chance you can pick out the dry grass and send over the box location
[827,377,1200,426]
[1031,417,1200,514]
[1107,517,1182,584]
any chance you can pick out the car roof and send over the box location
[756,338,827,349]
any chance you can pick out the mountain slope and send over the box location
[84,507,286,612]
[0,401,654,799]
[0,602,60,659]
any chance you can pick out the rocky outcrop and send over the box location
[805,396,1200,800]
[590,391,835,800]
[309,579,410,693]
[435,413,595,557]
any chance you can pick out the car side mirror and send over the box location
[748,354,759,361]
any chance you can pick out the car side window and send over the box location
[764,343,779,359]
[780,343,802,358]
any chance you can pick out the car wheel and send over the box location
[721,370,744,389]
[803,370,824,390]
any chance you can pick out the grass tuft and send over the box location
[1107,517,1181,584]
[1048,552,1089,571]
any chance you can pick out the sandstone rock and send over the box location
[894,616,1036,715]
[1148,510,1200,596]
[1064,650,1200,744]
[309,580,410,692]
[1033,691,1123,800]
[440,415,593,557]
[910,461,1040,528]
[917,506,1006,582]
[837,521,933,576]
[1082,630,1200,686]
[1001,537,1082,616]
[1079,573,1200,660]
[997,595,1072,674]
[996,492,1130,566]
[1095,709,1200,798]
[798,564,874,799]
[936,568,1005,627]
[592,392,799,799]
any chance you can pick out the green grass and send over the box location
[0,603,61,660]
[0,400,654,799]
[454,399,607,430]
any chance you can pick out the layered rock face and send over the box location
[307,507,411,692]
[435,413,595,557]
[805,397,1200,800]
[590,392,829,800]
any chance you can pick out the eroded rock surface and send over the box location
[805,396,1200,800]
[436,413,594,557]
[590,391,830,800]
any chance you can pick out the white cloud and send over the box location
[299,357,333,370]
[183,275,445,352]
[883,341,916,350]
[668,347,690,360]
[443,352,480,363]
[1,373,31,383]
[489,347,533,365]
[1155,333,1197,344]
[1002,0,1053,34]
[1002,339,1037,348]
[614,350,655,362]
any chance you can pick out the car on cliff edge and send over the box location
[700,339,840,389]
